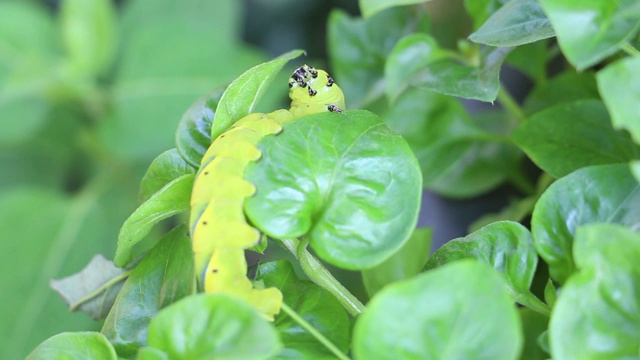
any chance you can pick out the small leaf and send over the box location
[359,0,432,19]
[597,56,640,145]
[532,164,640,283]
[353,260,523,360]
[26,332,117,360]
[362,227,432,297]
[139,149,196,201]
[469,0,554,47]
[102,226,194,357]
[210,49,303,140]
[506,40,549,83]
[50,254,128,320]
[146,294,281,360]
[550,223,640,359]
[245,110,422,269]
[175,88,224,167]
[114,174,194,267]
[539,0,640,70]
[512,100,640,178]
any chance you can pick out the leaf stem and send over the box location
[69,269,133,311]
[516,292,551,317]
[280,238,366,316]
[280,303,351,360]
[621,43,640,57]
[497,86,526,123]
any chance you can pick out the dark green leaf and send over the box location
[210,49,303,140]
[469,0,554,47]
[26,332,117,360]
[353,260,522,360]
[145,294,281,360]
[464,0,510,30]
[50,254,127,320]
[102,226,194,357]
[550,223,640,359]
[328,7,429,108]
[523,71,599,115]
[245,110,422,269]
[539,0,640,69]
[256,261,350,359]
[362,228,432,297]
[139,149,196,201]
[359,0,432,18]
[505,40,548,83]
[512,100,640,178]
[531,164,640,283]
[519,308,550,360]
[597,56,640,145]
[115,174,194,266]
[175,88,224,167]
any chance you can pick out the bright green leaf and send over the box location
[359,0,431,19]
[469,0,554,46]
[550,223,640,359]
[362,227,432,297]
[26,332,117,360]
[115,174,194,267]
[353,260,522,360]
[210,49,303,140]
[245,110,422,269]
[632,160,640,183]
[539,0,640,70]
[523,71,599,115]
[139,149,196,201]
[146,294,281,360]
[464,0,510,30]
[512,100,640,178]
[532,164,640,283]
[103,226,194,357]
[597,56,640,145]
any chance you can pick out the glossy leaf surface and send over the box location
[139,149,196,201]
[26,332,117,360]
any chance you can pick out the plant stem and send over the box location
[497,86,526,123]
[517,292,551,317]
[69,269,133,311]
[621,43,640,57]
[280,303,351,360]
[280,238,366,316]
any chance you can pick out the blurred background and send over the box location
[0,0,521,358]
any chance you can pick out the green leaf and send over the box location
[115,174,194,267]
[362,227,432,297]
[50,254,128,320]
[382,89,521,198]
[597,56,640,145]
[550,223,640,359]
[175,88,224,167]
[523,71,599,115]
[469,0,554,46]
[353,260,523,360]
[139,149,196,201]
[519,308,550,360]
[538,0,640,70]
[245,110,422,269]
[425,221,545,314]
[512,100,640,178]
[506,40,549,83]
[145,294,281,360]
[26,332,117,360]
[256,261,350,359]
[632,160,640,183]
[531,164,640,283]
[359,0,432,19]
[60,0,117,76]
[327,7,429,108]
[210,49,304,140]
[102,226,194,358]
[464,0,510,30]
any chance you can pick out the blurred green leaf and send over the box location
[257,261,350,359]
[550,223,640,359]
[115,174,194,267]
[464,0,510,30]
[245,110,422,270]
[210,49,304,140]
[539,0,640,70]
[512,100,640,178]
[50,254,127,320]
[103,225,194,358]
[359,0,431,18]
[523,71,599,115]
[144,294,281,360]
[519,308,549,360]
[632,160,640,183]
[506,40,548,83]
[532,164,640,284]
[328,7,429,108]
[597,56,640,145]
[26,332,117,360]
[139,149,196,201]
[353,260,523,360]
[469,0,554,46]
[60,0,117,76]
[362,227,432,297]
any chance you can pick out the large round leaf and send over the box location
[26,332,117,360]
[244,110,422,269]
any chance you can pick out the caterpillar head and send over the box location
[288,64,346,118]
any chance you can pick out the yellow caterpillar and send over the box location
[189,65,345,319]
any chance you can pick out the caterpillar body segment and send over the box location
[289,65,346,118]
